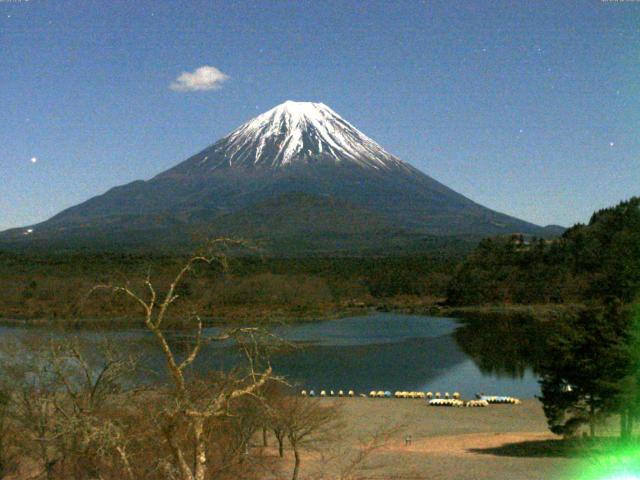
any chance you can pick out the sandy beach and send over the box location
[260,398,585,480]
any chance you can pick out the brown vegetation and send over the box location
[0,249,394,480]
[0,252,453,325]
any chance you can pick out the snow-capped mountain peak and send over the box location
[186,101,411,171]
[3,100,552,248]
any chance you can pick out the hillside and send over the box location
[447,197,640,305]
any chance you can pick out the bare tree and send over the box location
[48,337,138,479]
[261,382,290,458]
[0,388,11,477]
[2,337,67,480]
[0,334,138,480]
[336,425,401,480]
[94,240,275,480]
[282,396,341,480]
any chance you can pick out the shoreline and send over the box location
[0,302,575,330]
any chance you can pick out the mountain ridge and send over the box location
[0,101,562,254]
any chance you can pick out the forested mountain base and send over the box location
[0,253,459,324]
[4,197,638,324]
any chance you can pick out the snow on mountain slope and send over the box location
[162,101,413,175]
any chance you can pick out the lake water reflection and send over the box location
[0,313,545,398]
[266,314,543,398]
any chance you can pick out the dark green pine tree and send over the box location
[538,304,631,438]
[617,301,640,440]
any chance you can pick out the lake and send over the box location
[0,313,545,398]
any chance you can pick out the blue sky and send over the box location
[1,0,638,231]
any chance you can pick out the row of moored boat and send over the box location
[299,390,520,406]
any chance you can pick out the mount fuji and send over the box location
[1,101,562,253]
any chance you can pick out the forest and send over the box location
[0,251,459,324]
[447,197,640,307]
[449,198,640,439]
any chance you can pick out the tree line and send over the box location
[0,251,462,323]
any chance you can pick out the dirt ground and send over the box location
[261,398,586,480]
[4,397,589,479]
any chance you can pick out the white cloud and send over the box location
[170,65,230,92]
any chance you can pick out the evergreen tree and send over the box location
[538,305,631,438]
[617,301,640,439]
[446,197,640,307]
